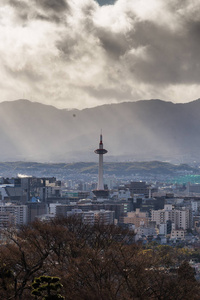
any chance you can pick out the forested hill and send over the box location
[0,161,198,178]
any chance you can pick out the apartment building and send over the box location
[151,204,191,230]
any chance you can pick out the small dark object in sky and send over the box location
[73,114,76,117]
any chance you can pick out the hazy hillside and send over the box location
[0,99,200,162]
[0,161,197,178]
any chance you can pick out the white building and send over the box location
[49,203,62,215]
[82,210,114,225]
[159,223,167,235]
[191,201,198,212]
[39,186,61,201]
[151,205,191,230]
[171,229,185,240]
[136,226,156,236]
[0,212,15,228]
[0,204,28,225]
[69,209,114,226]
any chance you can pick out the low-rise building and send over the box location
[124,208,149,227]
[171,229,185,240]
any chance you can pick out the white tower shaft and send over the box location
[98,152,104,190]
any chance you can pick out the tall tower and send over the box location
[93,134,109,199]
[95,133,107,190]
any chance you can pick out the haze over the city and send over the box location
[1,0,200,109]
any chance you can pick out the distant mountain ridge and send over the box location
[0,161,197,178]
[1,99,200,163]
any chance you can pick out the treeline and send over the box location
[0,217,200,299]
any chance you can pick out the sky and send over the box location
[1,0,200,109]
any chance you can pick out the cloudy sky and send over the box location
[1,0,200,109]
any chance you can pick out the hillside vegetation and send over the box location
[0,161,197,177]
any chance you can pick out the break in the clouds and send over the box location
[0,0,200,109]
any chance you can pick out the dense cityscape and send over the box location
[1,135,200,286]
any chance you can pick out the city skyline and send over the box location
[0,0,200,109]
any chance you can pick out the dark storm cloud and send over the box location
[7,0,70,23]
[7,0,29,21]
[97,28,130,58]
[56,37,77,58]
[9,0,69,12]
[93,8,200,87]
[82,2,97,18]
[187,21,200,47]
[6,65,44,82]
[124,19,200,85]
[35,0,69,13]
[8,0,28,9]
[35,13,63,23]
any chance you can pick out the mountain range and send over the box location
[1,99,200,163]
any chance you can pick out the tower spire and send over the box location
[100,129,102,144]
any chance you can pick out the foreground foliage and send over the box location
[0,217,199,299]
[32,275,64,300]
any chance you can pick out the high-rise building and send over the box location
[128,181,150,197]
[0,204,28,226]
[151,205,192,230]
